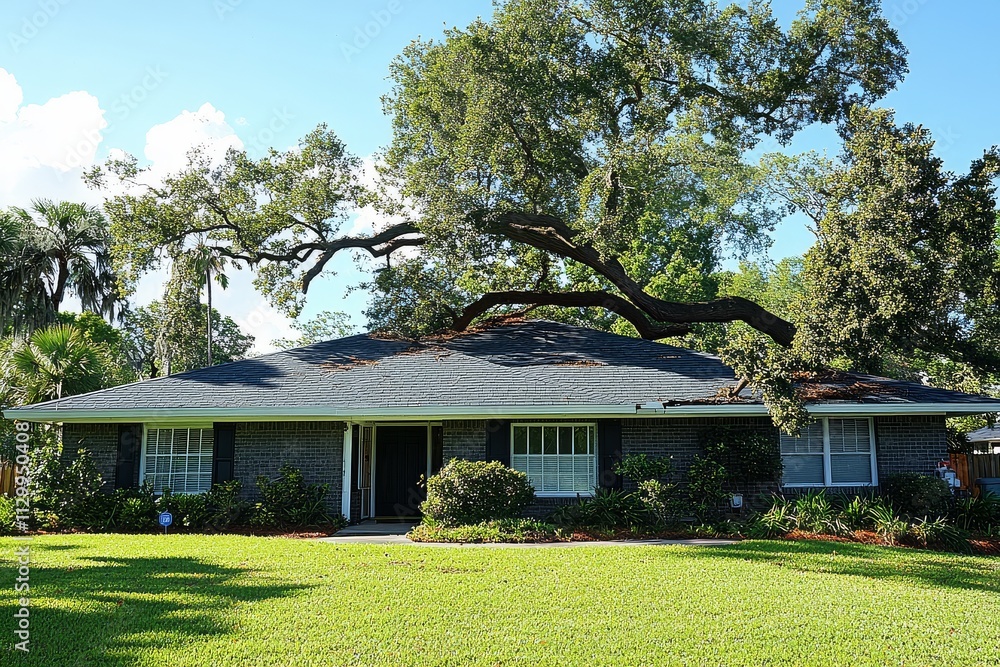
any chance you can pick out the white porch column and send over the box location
[341,421,353,520]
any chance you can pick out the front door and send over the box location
[374,425,427,520]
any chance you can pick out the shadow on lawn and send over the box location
[3,555,309,666]
[679,540,1000,594]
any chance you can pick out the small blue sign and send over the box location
[158,511,173,528]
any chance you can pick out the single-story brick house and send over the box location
[6,320,1000,521]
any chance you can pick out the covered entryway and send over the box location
[374,425,428,520]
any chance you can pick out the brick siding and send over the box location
[874,415,947,480]
[442,420,487,461]
[61,423,122,491]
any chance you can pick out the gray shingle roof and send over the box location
[968,425,1000,442]
[6,320,999,419]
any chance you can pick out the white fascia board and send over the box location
[7,401,1000,424]
[1,404,640,424]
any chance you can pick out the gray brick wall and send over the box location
[233,421,344,510]
[61,423,122,491]
[874,415,947,481]
[442,420,487,461]
[621,417,778,491]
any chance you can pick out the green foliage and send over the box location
[421,459,534,527]
[686,455,729,521]
[272,311,357,349]
[950,492,1000,533]
[613,453,673,483]
[0,496,15,535]
[908,517,972,554]
[548,488,650,530]
[408,518,558,543]
[2,323,106,404]
[792,490,846,535]
[204,481,250,531]
[746,497,794,538]
[637,479,686,527]
[701,427,783,488]
[787,107,1000,376]
[253,464,340,528]
[836,495,877,531]
[0,199,121,334]
[869,502,910,545]
[882,473,952,519]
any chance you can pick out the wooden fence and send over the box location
[950,453,1000,494]
[0,462,14,497]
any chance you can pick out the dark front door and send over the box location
[374,425,427,519]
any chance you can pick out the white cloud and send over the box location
[0,68,106,206]
[141,102,243,176]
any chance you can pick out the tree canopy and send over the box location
[91,0,907,346]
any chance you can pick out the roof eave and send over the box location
[6,401,1000,424]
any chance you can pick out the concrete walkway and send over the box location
[318,523,738,547]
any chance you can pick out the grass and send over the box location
[1,535,998,666]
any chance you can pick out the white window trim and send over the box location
[781,417,878,488]
[510,422,598,498]
[139,424,215,495]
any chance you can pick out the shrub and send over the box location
[109,484,157,531]
[908,517,971,554]
[421,459,534,527]
[0,496,16,535]
[253,464,340,528]
[870,501,909,545]
[205,480,249,530]
[792,490,846,535]
[747,497,794,537]
[547,488,648,530]
[613,454,673,483]
[950,492,1000,533]
[701,428,783,490]
[637,479,686,527]
[835,494,876,531]
[408,518,558,543]
[157,489,211,530]
[687,456,728,521]
[882,473,951,519]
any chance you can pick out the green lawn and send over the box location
[1,535,998,666]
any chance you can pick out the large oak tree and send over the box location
[91,0,907,346]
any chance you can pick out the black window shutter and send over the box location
[212,423,236,485]
[485,419,511,466]
[597,419,623,490]
[115,424,141,489]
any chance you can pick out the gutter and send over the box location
[5,400,1000,424]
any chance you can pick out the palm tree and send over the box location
[2,200,121,331]
[2,324,104,405]
[189,244,230,365]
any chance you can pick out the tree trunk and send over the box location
[206,266,213,366]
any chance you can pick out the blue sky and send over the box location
[2,0,998,349]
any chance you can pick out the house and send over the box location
[966,425,1000,454]
[5,320,1000,521]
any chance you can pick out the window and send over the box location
[780,418,876,487]
[510,423,597,496]
[142,427,214,494]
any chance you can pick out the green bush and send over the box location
[687,456,728,521]
[950,492,1000,533]
[547,488,649,530]
[613,454,674,483]
[110,484,158,531]
[908,517,971,554]
[747,497,794,538]
[882,473,951,519]
[869,501,910,545]
[421,459,534,527]
[792,490,847,535]
[409,518,559,543]
[637,479,686,527]
[0,496,16,535]
[205,480,249,530]
[835,494,876,531]
[253,464,341,528]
